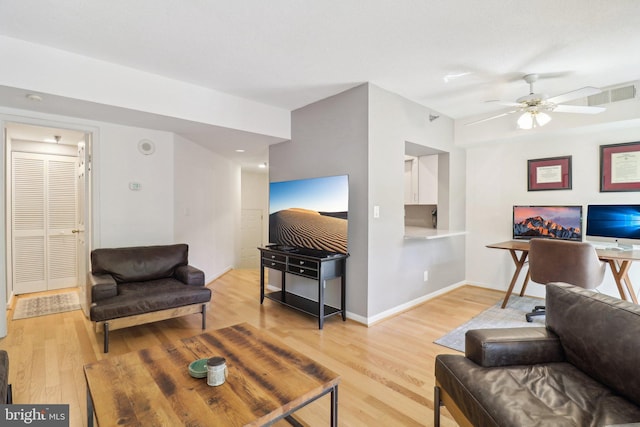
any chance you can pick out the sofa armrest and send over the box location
[465,327,565,367]
[175,265,205,286]
[90,273,118,302]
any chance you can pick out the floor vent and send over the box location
[588,83,637,106]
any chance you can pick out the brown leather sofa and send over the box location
[89,244,211,353]
[435,282,640,426]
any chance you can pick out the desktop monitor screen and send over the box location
[513,205,583,241]
[586,205,640,241]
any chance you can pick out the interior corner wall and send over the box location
[465,122,640,299]
[367,84,466,318]
[173,134,238,282]
[269,84,370,319]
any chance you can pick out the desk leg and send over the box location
[519,270,531,297]
[501,250,529,308]
[608,260,638,304]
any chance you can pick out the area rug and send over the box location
[434,295,545,352]
[13,292,81,320]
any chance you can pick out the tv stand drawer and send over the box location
[287,265,318,279]
[288,256,318,269]
[263,251,287,263]
[264,259,286,271]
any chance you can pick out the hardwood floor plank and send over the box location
[1,269,505,426]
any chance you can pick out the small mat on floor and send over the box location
[434,295,545,352]
[13,292,80,320]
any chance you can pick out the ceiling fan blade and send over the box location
[553,104,606,114]
[486,100,523,107]
[547,87,602,104]
[465,110,518,126]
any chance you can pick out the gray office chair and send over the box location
[526,239,606,322]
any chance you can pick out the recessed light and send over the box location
[26,94,43,102]
[235,149,245,153]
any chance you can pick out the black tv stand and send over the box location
[259,246,348,329]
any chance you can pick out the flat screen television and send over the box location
[586,204,640,249]
[513,205,583,241]
[269,174,349,254]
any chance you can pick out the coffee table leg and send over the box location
[331,385,338,427]
[87,386,94,427]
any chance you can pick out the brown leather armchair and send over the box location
[526,239,605,322]
[89,244,211,353]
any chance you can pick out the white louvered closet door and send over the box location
[12,152,77,294]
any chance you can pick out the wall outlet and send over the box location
[423,270,429,281]
[373,205,380,218]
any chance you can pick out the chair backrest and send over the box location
[528,239,605,289]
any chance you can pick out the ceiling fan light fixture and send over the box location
[517,112,534,129]
[517,110,551,130]
[536,111,551,127]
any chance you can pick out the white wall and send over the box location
[97,124,175,247]
[465,121,640,299]
[173,134,239,282]
[368,85,466,319]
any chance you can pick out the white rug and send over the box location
[13,292,81,320]
[434,295,545,352]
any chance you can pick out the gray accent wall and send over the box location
[269,83,466,322]
[269,84,369,317]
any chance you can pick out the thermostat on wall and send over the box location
[129,182,141,191]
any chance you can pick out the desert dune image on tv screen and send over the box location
[269,175,348,254]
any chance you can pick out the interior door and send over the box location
[76,135,91,316]
[239,209,263,268]
[12,154,46,293]
[12,152,77,294]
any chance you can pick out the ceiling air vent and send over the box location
[588,82,637,106]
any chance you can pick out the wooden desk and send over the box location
[487,240,640,308]
[84,323,340,426]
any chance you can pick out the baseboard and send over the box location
[356,281,469,326]
[206,266,233,284]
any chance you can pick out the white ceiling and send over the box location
[1,0,639,166]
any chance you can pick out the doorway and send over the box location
[4,122,92,311]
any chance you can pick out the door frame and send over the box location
[2,115,96,310]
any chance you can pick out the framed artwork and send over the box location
[527,156,572,191]
[600,141,640,192]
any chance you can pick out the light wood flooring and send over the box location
[1,269,507,427]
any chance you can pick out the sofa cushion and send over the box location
[89,278,211,322]
[436,355,640,427]
[91,244,189,283]
[546,283,640,406]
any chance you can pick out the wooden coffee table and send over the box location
[84,323,340,426]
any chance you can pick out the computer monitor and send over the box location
[586,204,640,250]
[513,205,582,241]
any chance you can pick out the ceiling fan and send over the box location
[467,74,606,129]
